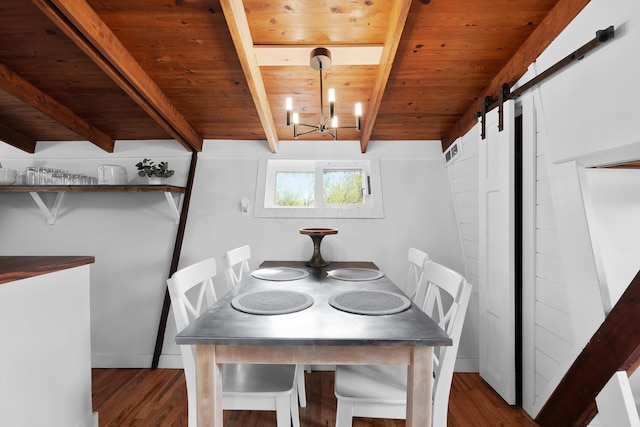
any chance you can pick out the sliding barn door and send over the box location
[478,99,517,404]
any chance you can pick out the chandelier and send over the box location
[285,47,362,140]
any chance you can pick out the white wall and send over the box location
[584,168,640,406]
[584,168,640,306]
[0,138,467,368]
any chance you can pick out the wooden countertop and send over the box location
[0,256,95,285]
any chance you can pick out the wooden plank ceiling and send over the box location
[0,0,590,154]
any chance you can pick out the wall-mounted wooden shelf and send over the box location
[0,185,185,225]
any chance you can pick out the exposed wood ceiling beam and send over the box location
[0,63,114,152]
[219,0,279,153]
[0,122,37,154]
[32,0,202,152]
[442,0,592,150]
[359,0,412,153]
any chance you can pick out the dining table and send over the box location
[175,260,451,426]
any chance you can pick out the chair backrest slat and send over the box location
[405,247,429,302]
[223,245,251,292]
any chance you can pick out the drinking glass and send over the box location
[51,170,65,185]
[26,167,37,186]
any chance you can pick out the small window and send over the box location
[256,159,384,218]
[274,171,314,206]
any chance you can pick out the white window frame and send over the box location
[255,158,384,218]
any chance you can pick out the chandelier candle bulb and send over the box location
[355,103,362,131]
[286,97,293,126]
[329,88,336,118]
[331,116,338,129]
[293,112,299,124]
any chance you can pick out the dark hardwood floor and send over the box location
[92,368,540,426]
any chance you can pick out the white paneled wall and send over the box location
[524,99,575,415]
[445,128,480,372]
[447,97,575,414]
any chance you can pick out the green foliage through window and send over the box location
[274,170,364,206]
[323,170,363,204]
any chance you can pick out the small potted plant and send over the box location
[136,158,175,184]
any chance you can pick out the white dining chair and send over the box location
[403,247,429,302]
[167,257,301,427]
[333,260,472,427]
[222,244,308,407]
[222,244,252,293]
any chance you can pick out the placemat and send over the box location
[231,290,314,315]
[251,267,310,281]
[329,290,410,315]
[327,268,384,281]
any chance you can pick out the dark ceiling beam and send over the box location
[0,122,37,154]
[32,0,202,152]
[0,63,114,152]
[219,0,279,153]
[442,0,592,150]
[359,0,412,153]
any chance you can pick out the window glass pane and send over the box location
[274,172,314,206]
[323,169,363,204]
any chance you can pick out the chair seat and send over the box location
[223,364,297,394]
[334,365,407,403]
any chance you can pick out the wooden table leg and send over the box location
[196,345,223,426]
[406,346,433,427]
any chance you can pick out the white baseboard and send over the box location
[76,412,98,427]
[92,353,183,369]
[159,354,184,369]
[454,358,479,373]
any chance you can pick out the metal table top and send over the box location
[175,261,451,348]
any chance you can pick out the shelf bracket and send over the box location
[164,192,184,224]
[29,192,65,225]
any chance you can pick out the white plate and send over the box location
[327,268,384,281]
[251,267,310,281]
